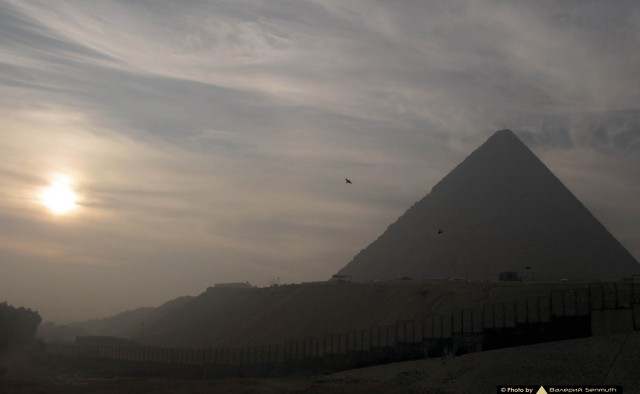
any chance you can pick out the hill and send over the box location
[37,296,194,343]
[69,307,154,339]
[72,296,194,339]
[133,280,588,348]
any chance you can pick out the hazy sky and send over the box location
[1,0,639,323]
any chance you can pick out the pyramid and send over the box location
[336,129,640,282]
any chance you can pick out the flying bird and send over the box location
[438,228,444,234]
[345,178,352,184]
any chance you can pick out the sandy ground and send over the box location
[2,332,639,394]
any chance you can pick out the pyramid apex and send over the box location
[478,128,527,154]
[481,129,523,149]
[492,128,517,138]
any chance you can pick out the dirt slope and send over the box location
[302,331,640,393]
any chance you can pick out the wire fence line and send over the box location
[45,279,640,377]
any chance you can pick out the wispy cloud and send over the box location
[1,0,638,321]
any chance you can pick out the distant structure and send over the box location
[75,336,138,346]
[334,129,640,282]
[213,282,254,289]
[499,272,520,282]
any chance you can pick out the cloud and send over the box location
[1,0,639,321]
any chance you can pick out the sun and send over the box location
[40,175,79,215]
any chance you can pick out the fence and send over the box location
[45,279,640,378]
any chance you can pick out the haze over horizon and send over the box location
[1,0,639,323]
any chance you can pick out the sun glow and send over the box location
[40,175,79,215]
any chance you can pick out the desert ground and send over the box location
[2,331,639,394]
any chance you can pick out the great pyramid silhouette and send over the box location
[336,129,639,282]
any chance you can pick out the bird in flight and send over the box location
[438,228,444,234]
[345,178,352,184]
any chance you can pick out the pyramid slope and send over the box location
[337,130,639,282]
